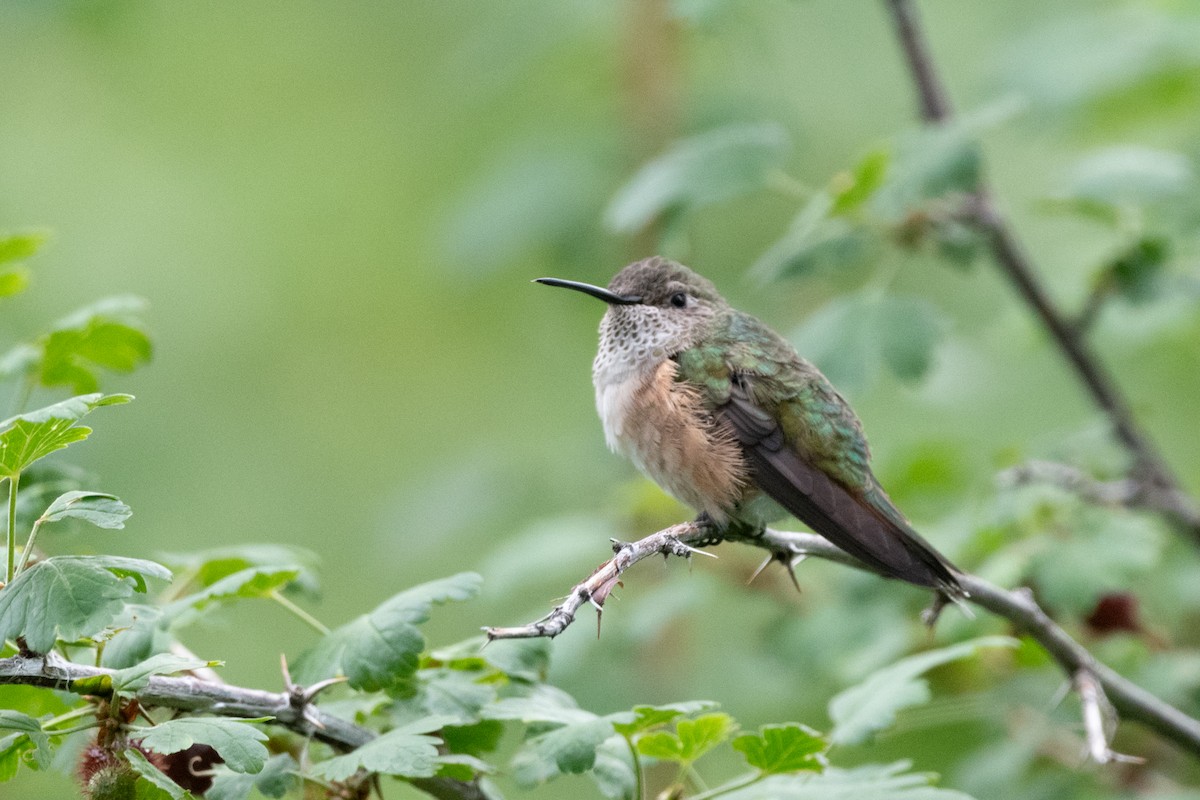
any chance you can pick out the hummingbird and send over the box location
[537,256,963,598]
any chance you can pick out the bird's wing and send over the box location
[719,372,961,594]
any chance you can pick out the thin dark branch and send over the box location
[881,0,1200,542]
[487,524,1200,759]
[0,653,488,800]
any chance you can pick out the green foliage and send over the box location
[731,723,825,775]
[636,712,735,764]
[0,710,52,770]
[135,717,269,774]
[38,297,152,394]
[109,653,218,696]
[828,637,1017,745]
[124,748,194,800]
[0,555,170,652]
[309,719,447,781]
[605,122,789,233]
[790,291,948,394]
[0,393,131,479]
[206,754,297,800]
[291,572,482,691]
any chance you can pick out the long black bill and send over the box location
[535,277,642,305]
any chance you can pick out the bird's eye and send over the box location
[669,292,688,308]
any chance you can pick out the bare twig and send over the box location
[997,460,1140,507]
[0,652,488,800]
[881,0,1200,543]
[487,524,1200,759]
[484,521,714,640]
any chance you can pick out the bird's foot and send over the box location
[690,513,725,547]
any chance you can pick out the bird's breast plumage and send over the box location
[593,358,748,524]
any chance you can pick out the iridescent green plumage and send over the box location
[539,257,962,597]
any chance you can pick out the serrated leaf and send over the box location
[207,754,298,800]
[310,719,449,781]
[110,653,216,695]
[136,718,269,775]
[483,685,597,726]
[829,637,1017,745]
[512,718,617,785]
[0,267,30,299]
[717,760,976,799]
[39,490,131,529]
[732,723,825,775]
[636,713,734,764]
[422,669,497,722]
[589,736,636,800]
[0,710,51,769]
[165,567,301,621]
[0,555,170,652]
[125,747,192,800]
[0,393,133,479]
[606,122,789,232]
[291,572,481,691]
[611,701,719,737]
[0,232,46,266]
[159,544,320,598]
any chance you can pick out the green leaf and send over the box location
[165,567,301,620]
[1028,509,1164,614]
[512,718,617,785]
[872,98,1022,219]
[606,122,789,233]
[828,637,1017,745]
[0,710,51,769]
[732,723,825,775]
[588,737,636,800]
[831,150,890,215]
[1106,235,1169,303]
[716,761,976,799]
[39,297,152,393]
[38,490,131,529]
[611,701,719,737]
[124,747,193,800]
[791,293,947,395]
[136,717,269,775]
[1065,146,1194,207]
[110,653,218,695]
[291,572,481,691]
[483,685,598,726]
[635,713,734,764]
[0,268,30,299]
[421,668,497,723]
[159,544,320,598]
[0,555,171,652]
[309,719,449,781]
[0,232,46,266]
[877,295,946,382]
[207,754,298,800]
[0,393,133,479]
[751,192,874,281]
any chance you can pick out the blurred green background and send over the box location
[3,0,1200,797]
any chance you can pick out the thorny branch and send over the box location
[882,0,1200,542]
[486,523,1200,761]
[0,651,489,800]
